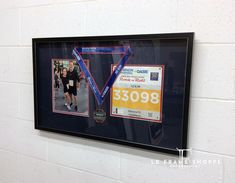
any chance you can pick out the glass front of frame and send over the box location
[33,33,193,155]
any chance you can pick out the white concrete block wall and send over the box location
[0,0,234,183]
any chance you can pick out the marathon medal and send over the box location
[72,47,132,122]
[93,108,106,123]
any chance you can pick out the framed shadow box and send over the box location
[33,33,194,156]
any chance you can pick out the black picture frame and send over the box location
[33,33,194,156]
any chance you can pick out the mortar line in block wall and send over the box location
[0,148,119,182]
[53,0,96,6]
[191,97,235,102]
[46,140,49,162]
[18,8,22,46]
[222,159,225,183]
[0,81,32,86]
[16,0,95,10]
[0,147,18,155]
[44,157,120,181]
[0,147,47,162]
[119,148,121,181]
[11,125,122,180]
[194,42,235,45]
[192,149,235,159]
[14,116,33,123]
[2,3,55,10]
[0,45,31,48]
[197,150,226,183]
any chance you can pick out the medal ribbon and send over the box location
[72,47,132,107]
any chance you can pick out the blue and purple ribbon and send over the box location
[72,46,132,107]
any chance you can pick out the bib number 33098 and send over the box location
[113,89,159,104]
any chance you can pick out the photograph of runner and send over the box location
[52,59,89,117]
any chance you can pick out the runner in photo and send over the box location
[52,59,89,117]
[67,61,80,112]
[61,68,71,110]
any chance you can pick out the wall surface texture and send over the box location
[0,0,235,183]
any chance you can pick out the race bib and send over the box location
[69,80,74,86]
[110,65,164,123]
